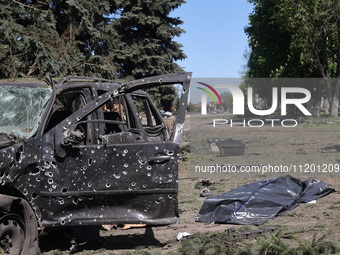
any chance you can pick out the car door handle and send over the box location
[149,155,171,163]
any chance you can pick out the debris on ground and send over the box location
[200,188,213,197]
[176,232,191,242]
[225,226,279,239]
[195,179,215,189]
[122,224,147,230]
[216,139,246,156]
[207,138,246,156]
[102,225,117,231]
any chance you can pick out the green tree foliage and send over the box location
[0,0,186,79]
[245,0,340,116]
[0,0,185,109]
[0,0,115,78]
[245,0,292,78]
[146,85,178,112]
[219,92,233,112]
[108,0,186,108]
[109,0,186,80]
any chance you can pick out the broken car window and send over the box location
[103,96,127,134]
[0,85,52,139]
[98,94,142,144]
[45,90,90,133]
[131,93,167,141]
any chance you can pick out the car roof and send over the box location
[55,76,124,92]
[0,72,192,94]
[0,78,49,88]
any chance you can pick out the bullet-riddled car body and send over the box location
[0,72,191,254]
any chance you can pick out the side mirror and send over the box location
[62,130,85,146]
[55,127,84,158]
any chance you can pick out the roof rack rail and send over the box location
[56,76,118,86]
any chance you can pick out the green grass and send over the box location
[174,229,340,255]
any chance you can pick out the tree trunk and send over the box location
[324,96,330,115]
[313,85,322,117]
[329,82,339,117]
[330,95,339,117]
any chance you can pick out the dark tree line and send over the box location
[245,0,340,117]
[0,0,186,80]
[0,0,186,111]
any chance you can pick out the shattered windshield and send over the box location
[0,85,52,139]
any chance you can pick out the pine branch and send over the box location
[12,0,48,12]
[67,62,101,69]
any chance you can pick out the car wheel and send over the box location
[0,198,38,255]
[0,214,25,254]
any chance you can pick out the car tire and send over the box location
[0,197,38,255]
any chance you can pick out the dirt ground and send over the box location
[40,115,340,254]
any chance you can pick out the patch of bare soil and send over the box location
[40,118,340,254]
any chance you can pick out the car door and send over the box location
[39,73,191,227]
